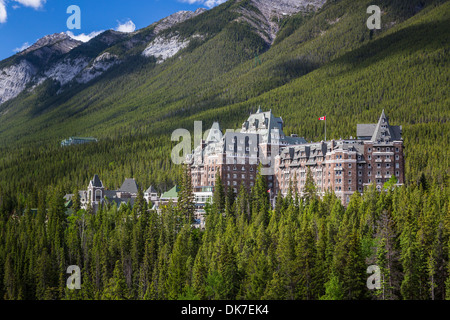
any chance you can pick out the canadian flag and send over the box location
[319,116,326,121]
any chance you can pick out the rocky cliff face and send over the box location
[142,8,207,62]
[0,60,37,105]
[152,8,207,34]
[238,0,327,43]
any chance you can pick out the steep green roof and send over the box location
[161,186,180,199]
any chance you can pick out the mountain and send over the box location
[0,0,448,193]
[0,32,82,104]
[0,7,208,106]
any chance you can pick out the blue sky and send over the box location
[0,0,227,61]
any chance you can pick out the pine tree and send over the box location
[177,164,195,224]
[101,260,130,300]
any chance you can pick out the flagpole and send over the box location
[325,115,327,141]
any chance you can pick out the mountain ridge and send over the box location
[0,1,326,106]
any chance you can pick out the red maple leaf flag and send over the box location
[319,116,326,121]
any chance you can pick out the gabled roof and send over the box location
[241,109,284,143]
[146,186,157,194]
[91,175,103,188]
[357,124,377,138]
[357,110,402,142]
[119,178,138,194]
[205,122,223,144]
[161,185,180,199]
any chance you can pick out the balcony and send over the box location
[375,174,382,179]
[373,151,394,155]
[375,158,383,163]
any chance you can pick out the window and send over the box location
[396,148,399,152]
[396,163,400,169]
[377,163,381,168]
[348,163,352,168]
[396,155,400,160]
[368,148,372,153]
[387,147,390,152]
[368,155,372,160]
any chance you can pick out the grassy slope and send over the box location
[0,0,448,193]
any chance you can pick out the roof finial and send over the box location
[257,106,262,113]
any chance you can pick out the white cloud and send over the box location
[178,0,226,9]
[13,0,46,9]
[115,20,136,33]
[0,0,46,24]
[13,41,30,52]
[66,30,104,43]
[0,0,7,23]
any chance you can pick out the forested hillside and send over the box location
[0,168,448,300]
[0,0,448,300]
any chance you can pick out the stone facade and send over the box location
[188,109,405,206]
[187,107,307,195]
